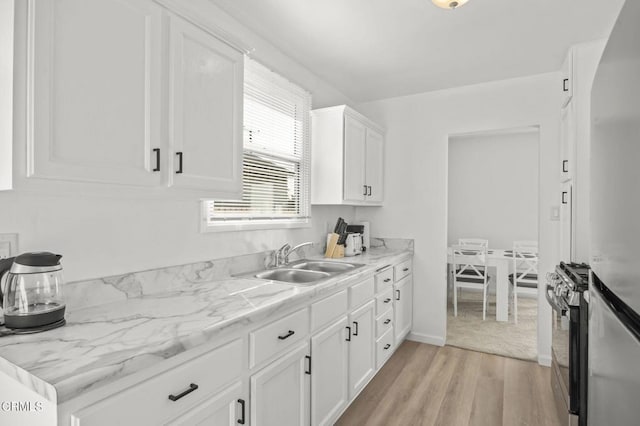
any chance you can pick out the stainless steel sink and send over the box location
[254,268,331,284]
[252,260,365,285]
[290,260,364,274]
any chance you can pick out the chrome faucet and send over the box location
[274,242,314,267]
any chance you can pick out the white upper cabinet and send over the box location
[561,47,574,108]
[28,0,164,186]
[311,105,385,206]
[21,0,244,198]
[168,13,243,197]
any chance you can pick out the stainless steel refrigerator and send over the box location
[589,0,640,424]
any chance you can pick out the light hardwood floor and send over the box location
[336,341,562,426]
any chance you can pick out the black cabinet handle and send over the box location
[367,185,372,196]
[562,160,568,173]
[168,383,198,402]
[278,330,295,340]
[384,298,391,303]
[346,326,351,342]
[305,355,311,375]
[237,399,246,424]
[562,191,568,204]
[384,344,391,350]
[563,78,569,92]
[363,185,367,196]
[353,321,359,336]
[383,278,391,283]
[176,152,183,174]
[403,268,409,272]
[152,148,160,172]
[384,319,391,325]
[396,290,401,301]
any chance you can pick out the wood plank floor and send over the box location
[336,341,562,426]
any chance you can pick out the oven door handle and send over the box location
[546,285,567,315]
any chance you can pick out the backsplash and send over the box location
[63,237,412,313]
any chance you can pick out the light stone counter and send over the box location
[0,239,412,405]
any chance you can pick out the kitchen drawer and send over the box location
[70,339,244,426]
[375,268,394,293]
[376,328,395,369]
[394,259,412,282]
[349,276,375,309]
[375,310,394,338]
[311,289,348,332]
[250,307,309,368]
[376,288,394,315]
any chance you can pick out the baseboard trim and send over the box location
[538,354,551,367]
[407,332,445,347]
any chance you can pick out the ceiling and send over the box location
[210,0,626,102]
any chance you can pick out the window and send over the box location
[204,58,311,230]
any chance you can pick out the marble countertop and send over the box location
[0,247,411,405]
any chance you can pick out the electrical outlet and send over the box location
[550,206,560,221]
[0,233,18,259]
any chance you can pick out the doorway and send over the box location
[446,126,539,361]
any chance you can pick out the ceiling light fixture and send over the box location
[432,0,469,10]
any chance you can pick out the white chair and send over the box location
[509,240,538,324]
[452,244,490,320]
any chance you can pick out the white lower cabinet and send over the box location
[347,300,376,399]
[166,381,246,426]
[394,275,413,345]
[250,343,310,426]
[310,317,349,426]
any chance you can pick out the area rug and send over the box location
[446,290,537,361]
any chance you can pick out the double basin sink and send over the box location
[254,260,364,285]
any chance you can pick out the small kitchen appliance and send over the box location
[344,233,363,257]
[0,252,66,331]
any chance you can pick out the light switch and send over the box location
[550,206,560,221]
[0,233,18,259]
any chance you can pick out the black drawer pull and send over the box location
[176,152,183,174]
[562,160,568,173]
[367,185,372,196]
[305,355,311,375]
[152,148,160,172]
[168,383,198,401]
[278,330,295,340]
[353,321,359,336]
[346,326,351,342]
[403,267,409,272]
[384,319,391,325]
[237,399,246,424]
[562,191,568,204]
[383,278,391,283]
[383,344,391,350]
[384,298,391,303]
[363,185,367,196]
[396,290,401,301]
[563,78,569,92]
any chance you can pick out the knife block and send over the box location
[324,233,345,258]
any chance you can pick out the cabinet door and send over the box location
[365,128,384,203]
[348,300,375,399]
[343,115,366,202]
[310,317,349,426]
[560,182,574,261]
[251,343,310,426]
[168,13,243,198]
[29,0,163,186]
[165,381,246,426]
[560,102,575,182]
[394,276,413,345]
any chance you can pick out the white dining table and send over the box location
[447,248,534,322]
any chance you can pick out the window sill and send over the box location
[201,218,311,233]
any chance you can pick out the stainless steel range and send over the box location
[546,262,589,426]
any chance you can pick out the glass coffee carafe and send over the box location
[0,252,66,330]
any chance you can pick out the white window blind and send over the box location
[206,58,311,225]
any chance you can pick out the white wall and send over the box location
[448,129,539,249]
[356,73,561,365]
[1,0,355,282]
